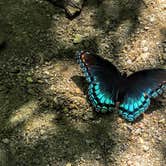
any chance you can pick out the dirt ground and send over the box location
[0,0,166,166]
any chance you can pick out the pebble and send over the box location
[85,139,94,145]
[26,77,33,83]
[66,163,72,166]
[96,154,101,160]
[52,14,59,21]
[139,137,144,144]
[2,138,10,144]
[73,34,82,44]
[40,129,45,135]
[142,47,149,52]
[149,15,155,22]
[144,26,149,30]
[75,88,81,94]
[65,0,83,16]
[127,59,132,64]
[143,145,149,152]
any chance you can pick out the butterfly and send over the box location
[76,51,166,122]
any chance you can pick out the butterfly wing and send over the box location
[76,51,122,113]
[119,69,166,121]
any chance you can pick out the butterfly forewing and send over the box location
[77,51,122,113]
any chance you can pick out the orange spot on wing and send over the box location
[81,53,86,63]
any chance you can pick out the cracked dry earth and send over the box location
[0,0,166,166]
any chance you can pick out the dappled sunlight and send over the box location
[116,140,164,166]
[33,60,84,96]
[117,0,166,71]
[23,113,57,143]
[9,100,38,128]
[50,9,99,48]
[121,34,161,70]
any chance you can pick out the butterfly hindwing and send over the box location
[76,51,122,112]
[119,69,166,121]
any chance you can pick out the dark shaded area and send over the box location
[160,28,166,63]
[0,41,7,50]
[71,75,88,95]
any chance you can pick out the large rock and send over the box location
[48,0,84,17]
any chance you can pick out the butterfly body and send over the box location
[76,51,166,121]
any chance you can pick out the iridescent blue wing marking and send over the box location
[119,69,166,121]
[76,51,122,113]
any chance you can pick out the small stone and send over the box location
[96,154,101,160]
[65,0,84,16]
[52,14,59,21]
[135,128,141,135]
[37,79,44,84]
[143,145,149,152]
[144,26,149,30]
[142,47,149,52]
[66,162,72,166]
[75,88,81,94]
[158,118,165,124]
[26,77,33,83]
[63,107,69,112]
[157,136,162,141]
[40,129,45,135]
[127,59,132,64]
[44,71,50,75]
[85,139,94,144]
[127,160,133,165]
[73,34,82,44]
[139,137,144,144]
[149,15,155,22]
[2,138,10,144]
[65,5,80,16]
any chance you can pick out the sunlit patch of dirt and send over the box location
[9,100,38,128]
[23,113,57,144]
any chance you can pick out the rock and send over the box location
[48,0,84,17]
[144,26,149,30]
[143,145,149,152]
[73,34,82,44]
[127,59,132,64]
[26,77,33,83]
[2,138,10,144]
[85,139,94,145]
[65,0,84,17]
[66,162,72,166]
[52,14,59,21]
[65,5,80,17]
[142,47,149,52]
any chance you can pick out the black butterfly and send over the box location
[76,51,166,121]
